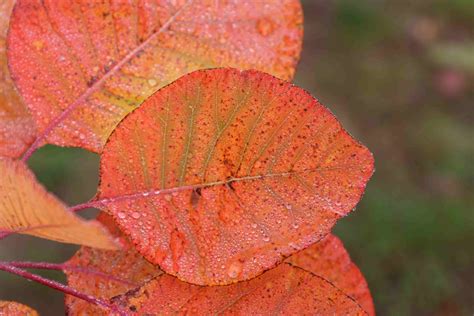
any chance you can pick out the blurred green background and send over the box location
[1,0,473,314]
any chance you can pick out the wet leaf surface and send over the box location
[0,0,35,158]
[7,0,303,152]
[65,213,162,316]
[99,68,374,285]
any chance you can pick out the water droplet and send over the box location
[292,222,299,229]
[285,204,293,210]
[117,212,126,219]
[131,212,141,219]
[227,261,243,278]
[251,223,258,229]
[142,192,150,197]
[263,236,270,242]
[256,17,277,37]
[164,194,172,201]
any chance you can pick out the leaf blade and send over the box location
[0,158,118,249]
[99,68,374,285]
[0,0,36,158]
[8,0,303,153]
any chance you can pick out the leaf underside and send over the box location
[0,159,117,249]
[99,68,374,285]
[7,0,303,152]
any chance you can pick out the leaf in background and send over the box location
[66,232,373,315]
[99,68,374,285]
[0,158,117,249]
[0,301,38,316]
[287,234,375,315]
[7,0,303,153]
[113,264,367,315]
[0,0,36,158]
[64,213,162,316]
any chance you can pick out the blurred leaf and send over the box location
[430,42,474,73]
[0,301,38,316]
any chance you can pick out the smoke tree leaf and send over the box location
[0,301,38,316]
[286,234,375,315]
[113,263,367,315]
[98,68,374,285]
[0,159,118,249]
[0,0,36,158]
[64,213,162,316]
[66,232,372,315]
[7,0,303,153]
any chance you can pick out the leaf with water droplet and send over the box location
[98,68,374,285]
[0,159,118,249]
[65,213,162,315]
[0,0,36,158]
[7,0,303,153]
[0,301,38,316]
[286,234,375,315]
[65,233,373,315]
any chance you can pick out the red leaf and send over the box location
[7,0,303,153]
[98,68,374,285]
[64,213,162,315]
[0,0,36,158]
[113,263,367,315]
[287,234,375,315]
[66,231,373,315]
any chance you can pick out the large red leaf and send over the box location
[99,68,374,285]
[113,263,367,315]
[0,0,35,158]
[7,0,303,153]
[66,233,372,315]
[286,234,375,315]
[0,159,118,249]
[0,301,38,316]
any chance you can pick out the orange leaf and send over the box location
[113,263,367,315]
[0,301,38,316]
[0,0,36,158]
[65,213,162,315]
[66,232,374,315]
[98,68,374,285]
[287,234,375,315]
[7,0,303,153]
[0,159,117,249]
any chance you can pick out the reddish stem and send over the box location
[0,262,127,315]
[6,261,137,287]
[20,1,192,162]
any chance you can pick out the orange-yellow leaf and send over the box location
[0,301,38,316]
[0,0,35,158]
[7,0,303,152]
[99,68,374,285]
[0,159,117,249]
[64,213,162,316]
[287,234,375,315]
[112,263,366,315]
[66,231,373,315]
